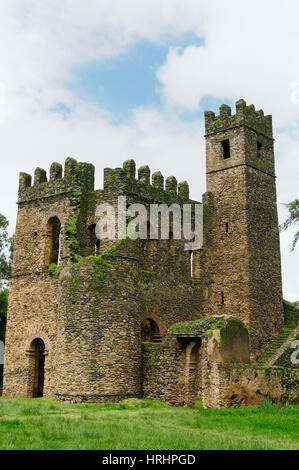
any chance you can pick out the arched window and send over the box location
[88,224,100,256]
[45,216,62,266]
[141,318,162,343]
[27,338,45,398]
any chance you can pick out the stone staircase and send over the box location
[257,325,299,366]
[266,325,299,366]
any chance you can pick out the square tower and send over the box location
[202,99,284,360]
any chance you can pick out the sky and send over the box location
[0,0,298,300]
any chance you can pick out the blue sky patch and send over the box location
[66,33,204,120]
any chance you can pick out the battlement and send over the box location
[104,159,193,204]
[204,99,273,139]
[18,156,195,206]
[18,158,95,203]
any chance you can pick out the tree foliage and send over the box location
[0,213,12,343]
[281,199,299,251]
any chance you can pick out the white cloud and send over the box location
[0,1,298,300]
[156,0,299,127]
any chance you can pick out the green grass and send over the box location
[0,397,298,450]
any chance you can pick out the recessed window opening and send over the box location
[257,141,262,158]
[89,224,100,256]
[221,139,231,159]
[46,217,62,266]
[141,318,162,343]
[28,338,45,398]
[225,222,229,234]
[221,292,225,304]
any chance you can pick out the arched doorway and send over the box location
[27,338,45,398]
[185,340,202,406]
[141,318,162,343]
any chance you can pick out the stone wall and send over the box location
[210,365,299,408]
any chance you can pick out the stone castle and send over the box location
[3,99,298,407]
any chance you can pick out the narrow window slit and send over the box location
[257,141,262,158]
[221,139,231,159]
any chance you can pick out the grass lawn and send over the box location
[0,397,298,450]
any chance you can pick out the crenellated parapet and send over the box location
[204,99,273,139]
[18,155,196,207]
[18,157,95,203]
[104,159,192,204]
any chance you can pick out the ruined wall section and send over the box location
[210,365,299,408]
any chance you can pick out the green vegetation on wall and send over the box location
[283,300,299,328]
[142,342,164,368]
[274,334,299,369]
[138,268,155,284]
[169,315,247,340]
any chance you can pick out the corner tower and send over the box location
[202,99,283,360]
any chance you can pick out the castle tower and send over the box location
[201,99,284,360]
[3,158,96,397]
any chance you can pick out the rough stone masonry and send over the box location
[2,99,298,407]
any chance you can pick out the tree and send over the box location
[281,199,299,251]
[0,213,12,344]
[0,214,13,286]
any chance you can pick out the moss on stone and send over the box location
[142,342,164,368]
[91,250,115,288]
[219,317,248,343]
[138,268,155,284]
[169,315,228,337]
[186,279,201,291]
[169,315,248,342]
[48,263,59,274]
[283,300,299,328]
[65,215,80,263]
[274,333,299,369]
